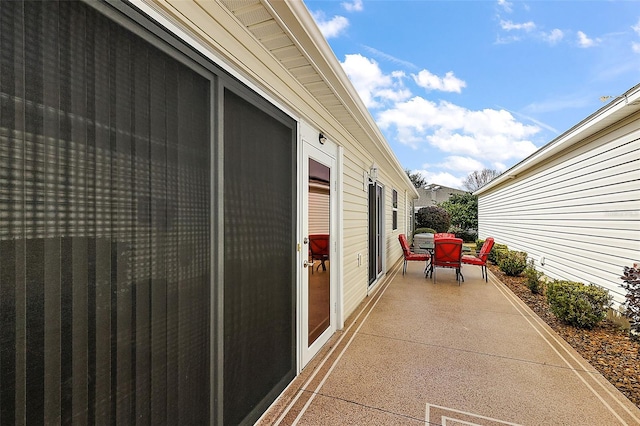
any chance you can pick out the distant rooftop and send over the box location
[414,184,469,209]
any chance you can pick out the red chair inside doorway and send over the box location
[309,234,330,273]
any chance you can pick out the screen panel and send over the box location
[223,88,296,425]
[0,2,211,423]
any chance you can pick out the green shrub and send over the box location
[488,243,508,265]
[498,250,527,276]
[524,259,544,294]
[546,280,612,329]
[413,227,436,237]
[449,225,476,242]
[415,206,451,233]
[475,239,484,252]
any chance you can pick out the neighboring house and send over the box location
[0,1,417,425]
[476,83,640,310]
[414,184,469,210]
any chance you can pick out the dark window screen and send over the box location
[0,2,210,424]
[392,189,398,230]
[368,183,377,284]
[224,89,296,425]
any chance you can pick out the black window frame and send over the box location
[392,189,398,230]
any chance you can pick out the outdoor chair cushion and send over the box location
[405,252,429,261]
[461,255,484,265]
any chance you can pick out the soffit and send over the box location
[218,0,364,142]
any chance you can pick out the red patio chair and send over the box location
[432,237,464,284]
[398,234,429,275]
[461,237,494,282]
[309,234,330,273]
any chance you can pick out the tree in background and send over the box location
[439,193,478,241]
[439,193,477,231]
[462,169,500,192]
[405,169,427,189]
[415,205,450,233]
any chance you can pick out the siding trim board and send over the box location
[477,85,640,309]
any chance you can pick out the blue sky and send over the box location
[304,0,640,189]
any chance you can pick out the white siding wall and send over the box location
[383,174,404,269]
[478,116,640,307]
[342,153,370,318]
[340,153,410,319]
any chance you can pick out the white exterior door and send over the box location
[301,140,337,367]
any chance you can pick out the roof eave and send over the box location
[275,1,419,197]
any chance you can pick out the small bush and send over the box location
[488,243,508,265]
[524,259,544,294]
[475,239,484,252]
[546,280,612,329]
[498,250,527,276]
[413,227,436,236]
[621,265,640,341]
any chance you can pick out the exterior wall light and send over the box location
[319,132,327,144]
[369,163,378,182]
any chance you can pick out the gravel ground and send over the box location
[488,264,640,408]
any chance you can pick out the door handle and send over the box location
[303,260,311,268]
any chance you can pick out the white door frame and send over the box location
[298,128,340,370]
[368,181,385,292]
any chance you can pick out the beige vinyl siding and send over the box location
[341,153,370,318]
[382,173,404,267]
[478,118,640,307]
[339,150,411,319]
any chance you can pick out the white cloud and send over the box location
[341,0,363,12]
[577,30,600,48]
[541,29,564,45]
[633,42,640,53]
[412,70,466,93]
[340,53,540,178]
[311,11,349,39]
[497,0,513,13]
[492,162,507,172]
[340,54,411,108]
[632,18,640,35]
[376,97,539,163]
[438,156,485,175]
[500,20,536,32]
[495,34,521,45]
[413,169,464,189]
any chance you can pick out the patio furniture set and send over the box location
[399,233,495,284]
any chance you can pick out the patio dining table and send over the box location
[421,242,471,278]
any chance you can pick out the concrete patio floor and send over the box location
[257,259,640,425]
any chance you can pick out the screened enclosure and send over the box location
[0,1,296,424]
